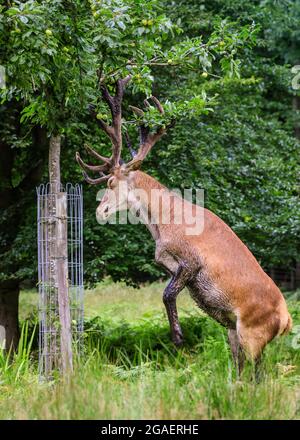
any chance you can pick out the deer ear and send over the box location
[125,160,142,172]
[107,176,116,189]
[121,167,137,185]
[122,167,136,177]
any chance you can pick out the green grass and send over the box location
[0,280,300,419]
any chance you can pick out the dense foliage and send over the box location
[0,0,299,288]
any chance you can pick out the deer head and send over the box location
[76,75,171,222]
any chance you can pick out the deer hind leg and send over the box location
[237,322,270,382]
[228,329,245,376]
[162,263,195,346]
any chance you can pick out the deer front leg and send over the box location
[163,263,193,346]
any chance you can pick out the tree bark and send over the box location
[0,281,20,352]
[47,134,73,374]
[56,192,72,372]
[49,135,61,190]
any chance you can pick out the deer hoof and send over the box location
[172,331,184,347]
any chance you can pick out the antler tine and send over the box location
[76,152,111,184]
[97,75,132,168]
[76,151,109,173]
[126,126,166,171]
[125,96,169,171]
[81,171,110,185]
[129,105,144,117]
[84,144,111,165]
[150,96,164,114]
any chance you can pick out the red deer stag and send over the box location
[76,75,292,375]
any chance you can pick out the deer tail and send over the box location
[280,312,293,336]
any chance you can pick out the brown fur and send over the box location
[132,170,292,363]
[91,166,293,374]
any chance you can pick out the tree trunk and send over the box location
[49,135,61,190]
[48,134,73,374]
[56,191,72,372]
[0,281,20,352]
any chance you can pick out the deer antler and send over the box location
[98,75,131,167]
[76,76,174,183]
[76,75,131,183]
[125,96,169,171]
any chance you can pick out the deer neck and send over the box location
[129,171,168,241]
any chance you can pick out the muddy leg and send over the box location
[228,329,245,377]
[163,264,192,346]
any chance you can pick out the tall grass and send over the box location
[0,321,37,385]
[0,282,299,419]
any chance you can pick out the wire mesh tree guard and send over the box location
[37,183,84,379]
